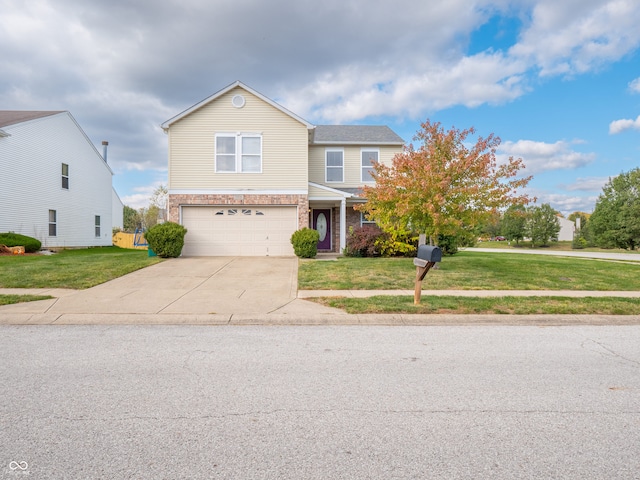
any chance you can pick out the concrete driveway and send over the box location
[5,257,300,316]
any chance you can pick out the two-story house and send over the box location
[161,81,404,256]
[0,110,122,249]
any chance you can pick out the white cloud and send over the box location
[609,115,640,134]
[527,189,599,216]
[510,0,640,77]
[497,139,596,174]
[561,176,611,191]
[629,78,640,93]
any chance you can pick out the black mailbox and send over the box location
[417,245,442,263]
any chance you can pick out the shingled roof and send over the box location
[311,125,404,145]
[0,111,64,128]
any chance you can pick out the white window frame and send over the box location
[48,209,57,237]
[360,212,377,227]
[325,148,344,183]
[95,215,101,238]
[361,148,379,183]
[61,163,69,190]
[215,133,262,173]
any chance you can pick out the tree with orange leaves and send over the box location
[356,120,533,247]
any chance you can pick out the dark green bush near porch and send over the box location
[145,222,187,258]
[0,232,42,253]
[291,228,320,258]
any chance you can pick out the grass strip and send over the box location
[309,295,640,315]
[0,295,53,306]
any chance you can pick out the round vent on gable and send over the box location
[232,95,246,108]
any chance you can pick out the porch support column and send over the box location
[340,198,347,253]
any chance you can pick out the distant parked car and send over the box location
[495,236,506,241]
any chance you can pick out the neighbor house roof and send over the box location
[161,81,315,130]
[310,125,404,145]
[0,111,64,128]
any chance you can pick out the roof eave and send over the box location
[311,141,404,146]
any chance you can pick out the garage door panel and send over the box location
[182,206,297,256]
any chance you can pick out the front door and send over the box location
[313,209,331,250]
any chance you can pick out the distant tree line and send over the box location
[481,167,640,251]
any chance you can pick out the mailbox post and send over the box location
[413,245,442,305]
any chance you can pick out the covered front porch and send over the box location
[308,182,366,254]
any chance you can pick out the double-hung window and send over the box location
[325,149,344,183]
[361,149,378,182]
[48,210,57,236]
[62,163,69,189]
[95,216,101,237]
[215,133,262,173]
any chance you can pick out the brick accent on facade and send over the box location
[169,193,309,230]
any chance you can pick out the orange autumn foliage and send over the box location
[357,120,533,242]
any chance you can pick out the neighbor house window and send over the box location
[361,149,378,182]
[95,215,101,237]
[325,149,344,183]
[49,210,57,236]
[62,163,69,189]
[215,133,262,173]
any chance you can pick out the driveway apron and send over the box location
[42,257,298,315]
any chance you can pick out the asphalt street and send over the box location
[1,325,639,479]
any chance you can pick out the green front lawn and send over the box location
[312,295,640,315]
[0,247,161,289]
[0,294,53,306]
[298,252,640,291]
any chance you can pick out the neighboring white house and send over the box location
[557,216,575,241]
[0,110,120,248]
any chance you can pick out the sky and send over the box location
[2,0,640,215]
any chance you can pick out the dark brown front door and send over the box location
[313,209,331,250]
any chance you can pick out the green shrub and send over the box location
[291,228,320,258]
[437,234,459,255]
[0,232,42,253]
[145,222,187,258]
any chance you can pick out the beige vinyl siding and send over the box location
[308,144,401,188]
[168,87,308,191]
[308,184,345,198]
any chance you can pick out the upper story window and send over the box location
[361,149,379,183]
[215,133,262,173]
[325,149,344,183]
[62,163,69,189]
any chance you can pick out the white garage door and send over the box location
[181,206,297,256]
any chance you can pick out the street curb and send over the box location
[1,312,639,326]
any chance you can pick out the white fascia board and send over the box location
[311,141,404,146]
[168,189,308,195]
